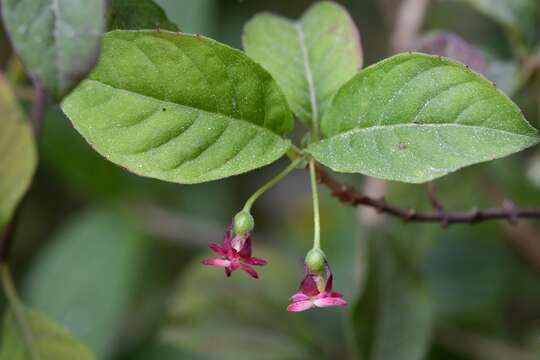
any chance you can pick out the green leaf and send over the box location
[23,208,151,358]
[353,237,434,360]
[0,75,36,228]
[62,30,293,184]
[1,0,106,100]
[307,53,539,183]
[108,0,179,31]
[243,1,362,130]
[0,308,95,360]
[458,0,536,40]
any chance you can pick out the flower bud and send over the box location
[305,248,326,273]
[234,211,255,235]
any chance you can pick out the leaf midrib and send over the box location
[320,123,539,141]
[294,21,318,129]
[83,79,288,138]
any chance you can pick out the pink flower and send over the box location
[287,261,347,312]
[202,226,267,278]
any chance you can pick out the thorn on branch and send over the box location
[502,199,519,226]
[403,208,416,222]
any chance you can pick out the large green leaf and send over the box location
[243,1,362,130]
[458,0,536,40]
[23,208,151,358]
[307,53,539,183]
[62,30,293,184]
[0,308,95,360]
[1,0,106,100]
[108,0,179,31]
[0,75,36,229]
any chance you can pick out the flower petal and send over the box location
[316,291,344,299]
[225,261,241,277]
[324,274,333,292]
[287,300,314,312]
[247,257,267,266]
[201,258,231,267]
[209,243,225,255]
[313,297,348,308]
[237,235,252,259]
[221,226,233,252]
[240,264,259,278]
[290,292,310,302]
[300,275,320,297]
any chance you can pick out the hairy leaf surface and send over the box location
[308,53,539,183]
[243,1,362,130]
[62,31,293,184]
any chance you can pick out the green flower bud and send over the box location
[234,211,255,235]
[305,248,326,273]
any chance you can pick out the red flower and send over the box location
[202,226,267,278]
[287,260,347,312]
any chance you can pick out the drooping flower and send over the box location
[287,251,347,312]
[201,224,267,278]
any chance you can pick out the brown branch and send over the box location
[315,165,540,226]
[426,182,444,212]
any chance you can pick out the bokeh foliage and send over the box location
[1,0,540,359]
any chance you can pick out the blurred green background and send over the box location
[1,0,540,359]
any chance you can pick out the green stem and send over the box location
[309,159,321,249]
[0,262,39,360]
[243,157,303,212]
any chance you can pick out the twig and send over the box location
[0,262,39,359]
[426,182,444,211]
[315,165,540,226]
[0,211,20,261]
[29,83,47,136]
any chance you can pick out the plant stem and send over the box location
[243,157,303,212]
[309,159,321,249]
[0,262,39,360]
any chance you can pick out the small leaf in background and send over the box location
[243,1,362,130]
[1,0,106,100]
[0,75,36,229]
[107,0,179,31]
[457,0,537,40]
[159,250,316,360]
[353,238,434,360]
[307,53,539,183]
[155,0,216,36]
[425,227,515,324]
[412,31,488,75]
[0,308,95,360]
[23,208,151,358]
[62,31,293,184]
